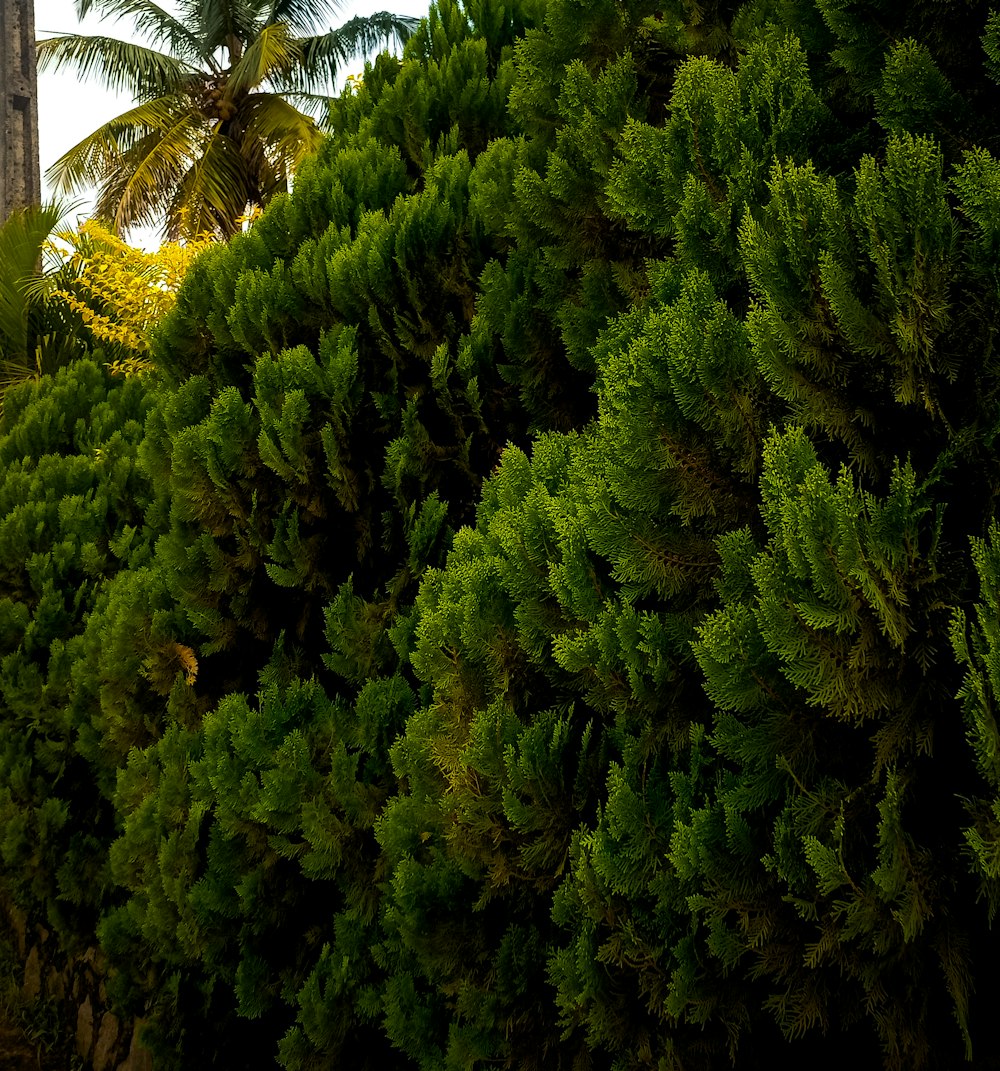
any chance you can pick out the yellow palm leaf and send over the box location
[226,22,298,96]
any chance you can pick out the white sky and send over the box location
[35,0,430,246]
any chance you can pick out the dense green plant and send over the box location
[5,2,1000,1069]
[80,3,549,1066]
[377,5,1000,1071]
[0,201,89,407]
[0,361,154,943]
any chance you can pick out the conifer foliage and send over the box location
[0,361,154,939]
[5,2,1000,1070]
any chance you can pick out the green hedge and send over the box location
[2,2,1000,1069]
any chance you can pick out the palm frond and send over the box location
[36,34,197,99]
[264,0,345,36]
[194,0,263,56]
[0,354,42,422]
[45,95,196,193]
[269,89,334,122]
[241,92,323,168]
[0,358,39,390]
[289,13,420,86]
[55,0,391,237]
[232,128,284,202]
[95,114,209,235]
[166,129,252,238]
[97,156,185,234]
[0,201,67,360]
[63,0,205,63]
[24,225,91,304]
[94,137,182,234]
[226,21,296,95]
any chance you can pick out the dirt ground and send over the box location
[0,1014,67,1070]
[0,1019,40,1069]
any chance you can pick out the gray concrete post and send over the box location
[0,0,41,220]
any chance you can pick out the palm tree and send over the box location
[37,0,420,239]
[0,200,85,412]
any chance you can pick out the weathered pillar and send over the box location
[0,0,40,220]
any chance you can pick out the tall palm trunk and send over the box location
[0,0,40,221]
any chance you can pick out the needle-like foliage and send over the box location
[9,2,1000,1069]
